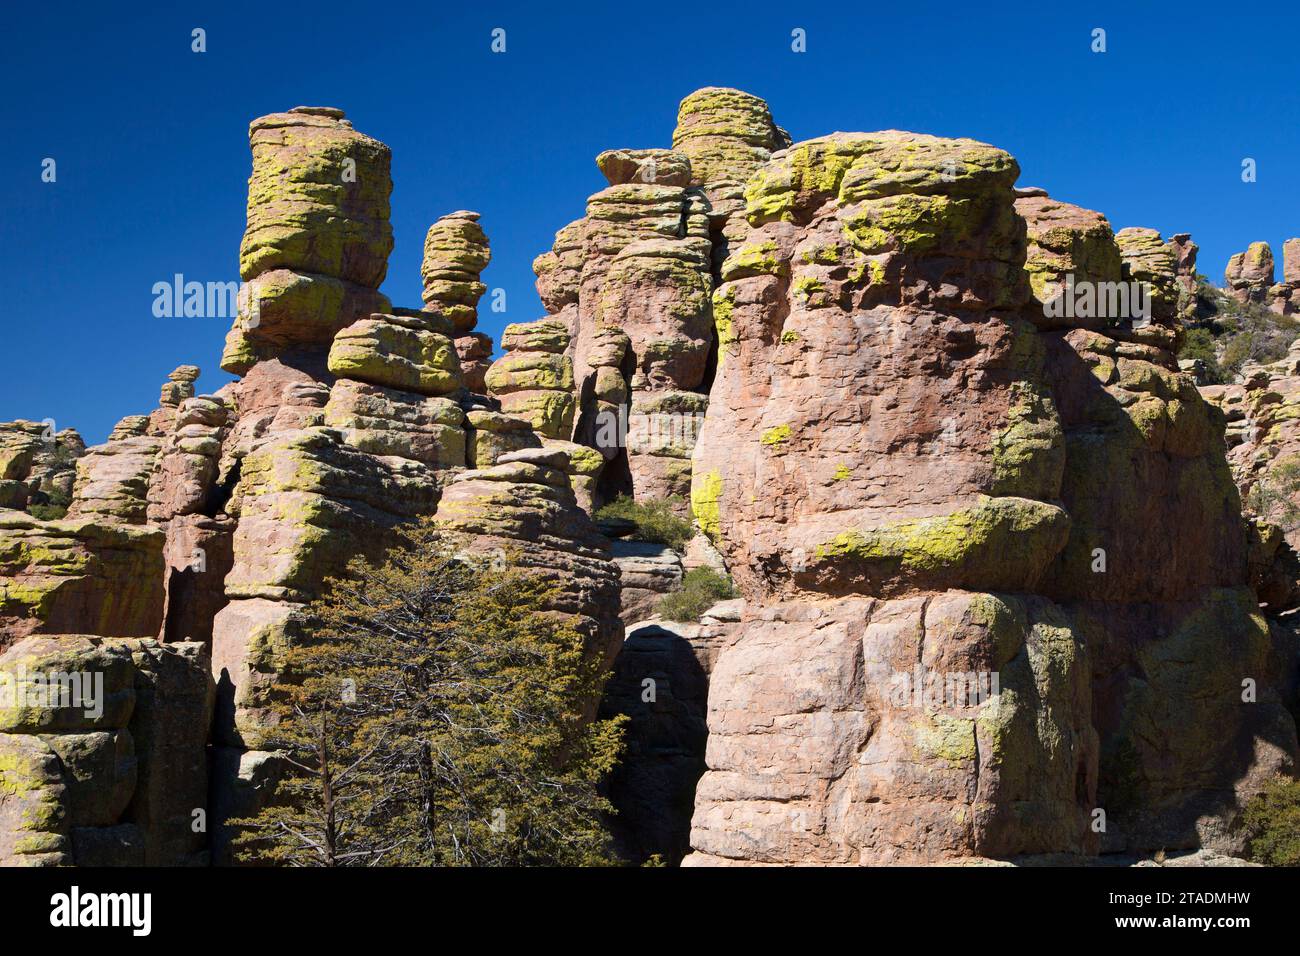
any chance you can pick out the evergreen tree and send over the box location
[233,520,625,866]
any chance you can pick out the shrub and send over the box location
[27,503,68,521]
[26,487,70,521]
[656,566,737,622]
[1245,455,1300,535]
[594,495,693,551]
[1180,277,1300,382]
[1241,777,1300,866]
[1176,327,1224,384]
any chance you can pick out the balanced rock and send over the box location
[239,107,392,288]
[596,148,693,187]
[1168,233,1200,321]
[454,332,493,393]
[146,396,231,521]
[485,319,576,439]
[465,409,541,467]
[1225,241,1275,304]
[671,87,791,186]
[224,107,394,375]
[159,366,200,408]
[421,211,490,333]
[1114,227,1181,346]
[1016,193,1122,328]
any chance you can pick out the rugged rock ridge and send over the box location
[422,209,494,391]
[508,90,1298,864]
[513,88,790,509]
[0,106,622,866]
[0,421,83,512]
[0,635,211,866]
[2,90,1298,867]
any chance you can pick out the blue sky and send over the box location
[3,1,1298,443]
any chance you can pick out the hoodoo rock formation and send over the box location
[2,91,1298,867]
[1224,240,1300,316]
[683,126,1294,865]
[0,106,621,866]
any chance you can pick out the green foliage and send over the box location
[232,518,626,866]
[1186,276,1300,381]
[1242,777,1300,866]
[656,566,737,622]
[1245,455,1300,535]
[594,495,693,551]
[1176,327,1225,385]
[26,488,70,522]
[26,504,67,521]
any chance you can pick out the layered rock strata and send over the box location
[1224,240,1299,315]
[422,210,494,392]
[1,106,623,866]
[0,421,83,512]
[684,123,1296,864]
[0,635,212,866]
[2,89,1298,869]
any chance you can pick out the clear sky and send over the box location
[3,1,1298,443]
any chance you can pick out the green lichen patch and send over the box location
[690,469,724,543]
[760,424,792,447]
[721,240,787,282]
[990,381,1065,500]
[791,276,830,308]
[713,286,739,370]
[812,496,1069,592]
[913,713,977,764]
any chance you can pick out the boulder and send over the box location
[327,313,463,396]
[682,120,1296,864]
[0,636,212,866]
[324,379,466,467]
[596,148,693,187]
[0,515,165,645]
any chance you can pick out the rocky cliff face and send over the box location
[1,91,1297,867]
[680,123,1297,864]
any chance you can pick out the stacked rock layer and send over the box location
[0,107,622,865]
[1224,240,1300,315]
[681,111,1294,864]
[2,89,1298,868]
